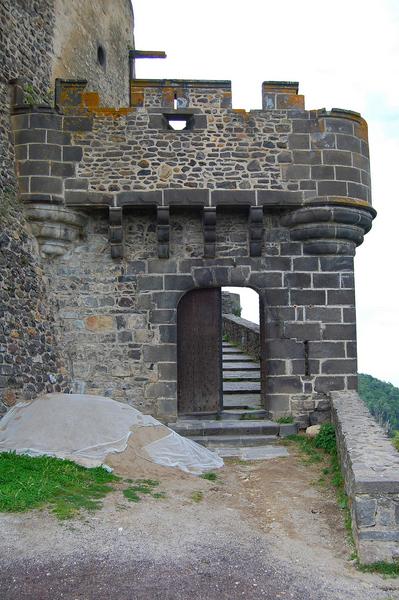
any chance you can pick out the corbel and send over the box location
[157,206,170,258]
[249,206,263,257]
[109,207,124,258]
[203,207,216,258]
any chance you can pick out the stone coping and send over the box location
[331,391,399,495]
[222,314,260,334]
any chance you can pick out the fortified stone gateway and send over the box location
[1,0,399,566]
[8,78,375,423]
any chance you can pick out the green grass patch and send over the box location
[357,561,399,578]
[0,452,118,519]
[393,431,399,452]
[191,491,204,503]
[122,478,165,503]
[200,472,218,481]
[275,416,294,424]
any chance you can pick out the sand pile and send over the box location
[0,393,223,476]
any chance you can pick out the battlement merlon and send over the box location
[10,78,375,258]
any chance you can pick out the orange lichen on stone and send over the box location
[276,94,305,110]
[162,87,176,105]
[83,92,100,109]
[130,85,144,107]
[85,315,114,331]
[354,119,368,142]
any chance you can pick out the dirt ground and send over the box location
[1,445,398,600]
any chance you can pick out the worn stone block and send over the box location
[249,272,282,288]
[18,160,49,176]
[29,144,61,161]
[327,289,355,305]
[313,273,340,288]
[311,165,334,180]
[137,276,164,292]
[50,162,75,177]
[284,322,321,340]
[159,325,176,343]
[322,150,352,166]
[148,260,177,274]
[63,146,83,162]
[317,181,347,196]
[85,315,114,332]
[158,362,177,381]
[284,272,311,288]
[321,359,357,374]
[292,257,319,271]
[15,129,46,144]
[323,324,356,341]
[164,275,194,291]
[314,376,345,392]
[30,176,63,195]
[266,376,302,394]
[143,344,176,363]
[291,289,326,305]
[308,341,346,358]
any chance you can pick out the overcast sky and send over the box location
[133,0,399,386]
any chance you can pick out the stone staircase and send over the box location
[169,341,297,456]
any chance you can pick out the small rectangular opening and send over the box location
[163,113,194,131]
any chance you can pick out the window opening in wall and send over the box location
[97,45,106,68]
[164,113,193,131]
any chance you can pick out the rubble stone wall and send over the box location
[332,391,399,564]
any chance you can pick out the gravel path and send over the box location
[1,450,398,600]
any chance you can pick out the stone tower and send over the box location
[0,0,134,410]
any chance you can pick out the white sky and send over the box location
[133,0,399,385]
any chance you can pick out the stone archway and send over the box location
[175,278,266,417]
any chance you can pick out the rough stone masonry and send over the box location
[6,77,376,424]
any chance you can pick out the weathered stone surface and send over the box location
[332,391,399,563]
[305,424,321,438]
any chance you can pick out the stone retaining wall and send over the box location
[222,314,260,359]
[331,390,399,564]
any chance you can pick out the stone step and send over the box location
[170,419,279,437]
[223,381,261,393]
[222,347,243,353]
[223,394,262,409]
[223,370,260,380]
[220,409,267,420]
[188,434,280,448]
[222,353,254,361]
[223,362,260,370]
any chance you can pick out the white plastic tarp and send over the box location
[0,393,223,475]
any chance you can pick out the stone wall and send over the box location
[0,0,134,411]
[0,0,55,194]
[0,0,70,410]
[222,314,260,359]
[52,0,134,107]
[221,292,241,316]
[332,391,399,564]
[7,79,375,423]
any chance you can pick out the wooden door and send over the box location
[177,288,222,415]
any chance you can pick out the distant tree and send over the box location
[358,374,399,435]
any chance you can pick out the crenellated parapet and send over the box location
[10,78,375,258]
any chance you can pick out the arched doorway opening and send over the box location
[177,286,263,417]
